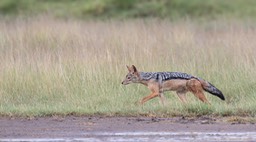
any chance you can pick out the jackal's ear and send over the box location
[126,65,132,72]
[131,65,140,76]
[132,65,138,73]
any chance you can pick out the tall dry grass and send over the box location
[0,17,255,117]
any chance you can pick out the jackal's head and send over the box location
[122,65,140,85]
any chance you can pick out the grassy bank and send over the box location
[1,0,256,20]
[0,18,256,117]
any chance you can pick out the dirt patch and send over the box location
[1,116,256,138]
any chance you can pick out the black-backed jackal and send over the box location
[122,65,225,105]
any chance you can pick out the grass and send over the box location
[0,17,256,117]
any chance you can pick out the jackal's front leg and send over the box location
[140,92,159,105]
[140,83,162,105]
[159,89,166,105]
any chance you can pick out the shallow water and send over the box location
[1,132,256,142]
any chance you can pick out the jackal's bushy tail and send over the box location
[198,79,225,100]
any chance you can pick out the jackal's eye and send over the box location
[127,77,131,79]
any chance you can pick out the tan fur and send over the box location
[122,65,211,105]
[139,78,210,105]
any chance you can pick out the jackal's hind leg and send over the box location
[187,79,210,104]
[176,91,187,103]
[193,91,210,104]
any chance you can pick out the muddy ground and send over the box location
[1,116,256,138]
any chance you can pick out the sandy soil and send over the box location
[1,116,256,138]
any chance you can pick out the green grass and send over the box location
[1,0,256,20]
[0,18,256,117]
